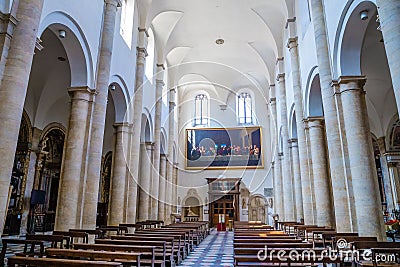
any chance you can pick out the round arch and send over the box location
[333,0,377,77]
[39,11,94,87]
[109,75,130,123]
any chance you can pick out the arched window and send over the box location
[237,91,253,124]
[119,0,134,47]
[194,94,208,126]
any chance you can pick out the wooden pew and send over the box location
[46,248,141,267]
[133,230,189,258]
[0,239,44,266]
[73,243,155,267]
[53,230,89,244]
[7,256,122,267]
[26,234,70,249]
[111,235,179,265]
[69,229,105,239]
[350,241,400,267]
[95,239,168,267]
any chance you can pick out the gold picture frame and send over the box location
[185,126,264,170]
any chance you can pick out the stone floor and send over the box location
[180,229,234,267]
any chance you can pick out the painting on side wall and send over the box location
[185,126,264,169]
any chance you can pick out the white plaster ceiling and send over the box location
[144,0,288,100]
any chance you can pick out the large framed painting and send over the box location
[186,127,264,169]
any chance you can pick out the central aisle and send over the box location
[180,230,234,266]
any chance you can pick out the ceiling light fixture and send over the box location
[58,29,66,38]
[360,10,369,21]
[216,38,224,45]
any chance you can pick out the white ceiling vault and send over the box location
[137,0,290,100]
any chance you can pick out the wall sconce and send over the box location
[58,30,66,39]
[360,10,369,21]
[110,84,116,91]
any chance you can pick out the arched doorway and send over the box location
[248,195,266,223]
[32,127,65,232]
[3,112,32,235]
[183,197,201,222]
[97,151,112,227]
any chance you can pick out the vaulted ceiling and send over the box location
[138,0,290,100]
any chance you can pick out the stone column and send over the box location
[126,30,148,223]
[338,76,385,239]
[304,117,334,227]
[309,0,352,231]
[108,123,130,225]
[376,0,400,114]
[150,66,164,220]
[274,153,284,219]
[289,139,304,221]
[377,138,393,212]
[55,87,95,231]
[158,154,167,220]
[0,0,44,235]
[0,5,18,81]
[165,88,176,224]
[138,142,153,221]
[172,164,178,214]
[277,72,295,221]
[287,37,313,223]
[82,0,121,229]
[387,162,400,210]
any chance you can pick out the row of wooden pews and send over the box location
[234,221,400,266]
[2,220,209,267]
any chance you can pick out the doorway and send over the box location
[207,178,240,228]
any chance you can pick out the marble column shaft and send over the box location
[126,44,147,223]
[274,153,284,218]
[0,0,44,235]
[305,117,334,227]
[165,89,176,224]
[289,139,304,221]
[82,0,121,229]
[338,76,385,239]
[108,123,130,225]
[376,0,400,114]
[138,142,153,221]
[0,5,18,83]
[287,38,313,223]
[158,154,167,220]
[55,87,95,231]
[388,162,400,210]
[309,0,352,231]
[172,165,178,213]
[150,77,164,220]
[377,138,393,212]
[277,73,295,221]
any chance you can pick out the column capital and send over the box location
[136,47,148,57]
[288,138,298,144]
[287,37,298,49]
[278,152,284,157]
[143,142,155,150]
[271,161,275,166]
[113,122,132,132]
[377,137,387,154]
[160,153,167,158]
[303,116,325,129]
[68,86,96,102]
[105,0,122,7]
[276,73,285,82]
[156,63,165,70]
[337,76,367,94]
[0,13,18,39]
[269,97,276,103]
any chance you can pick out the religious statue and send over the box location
[242,197,247,209]
[186,207,198,217]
